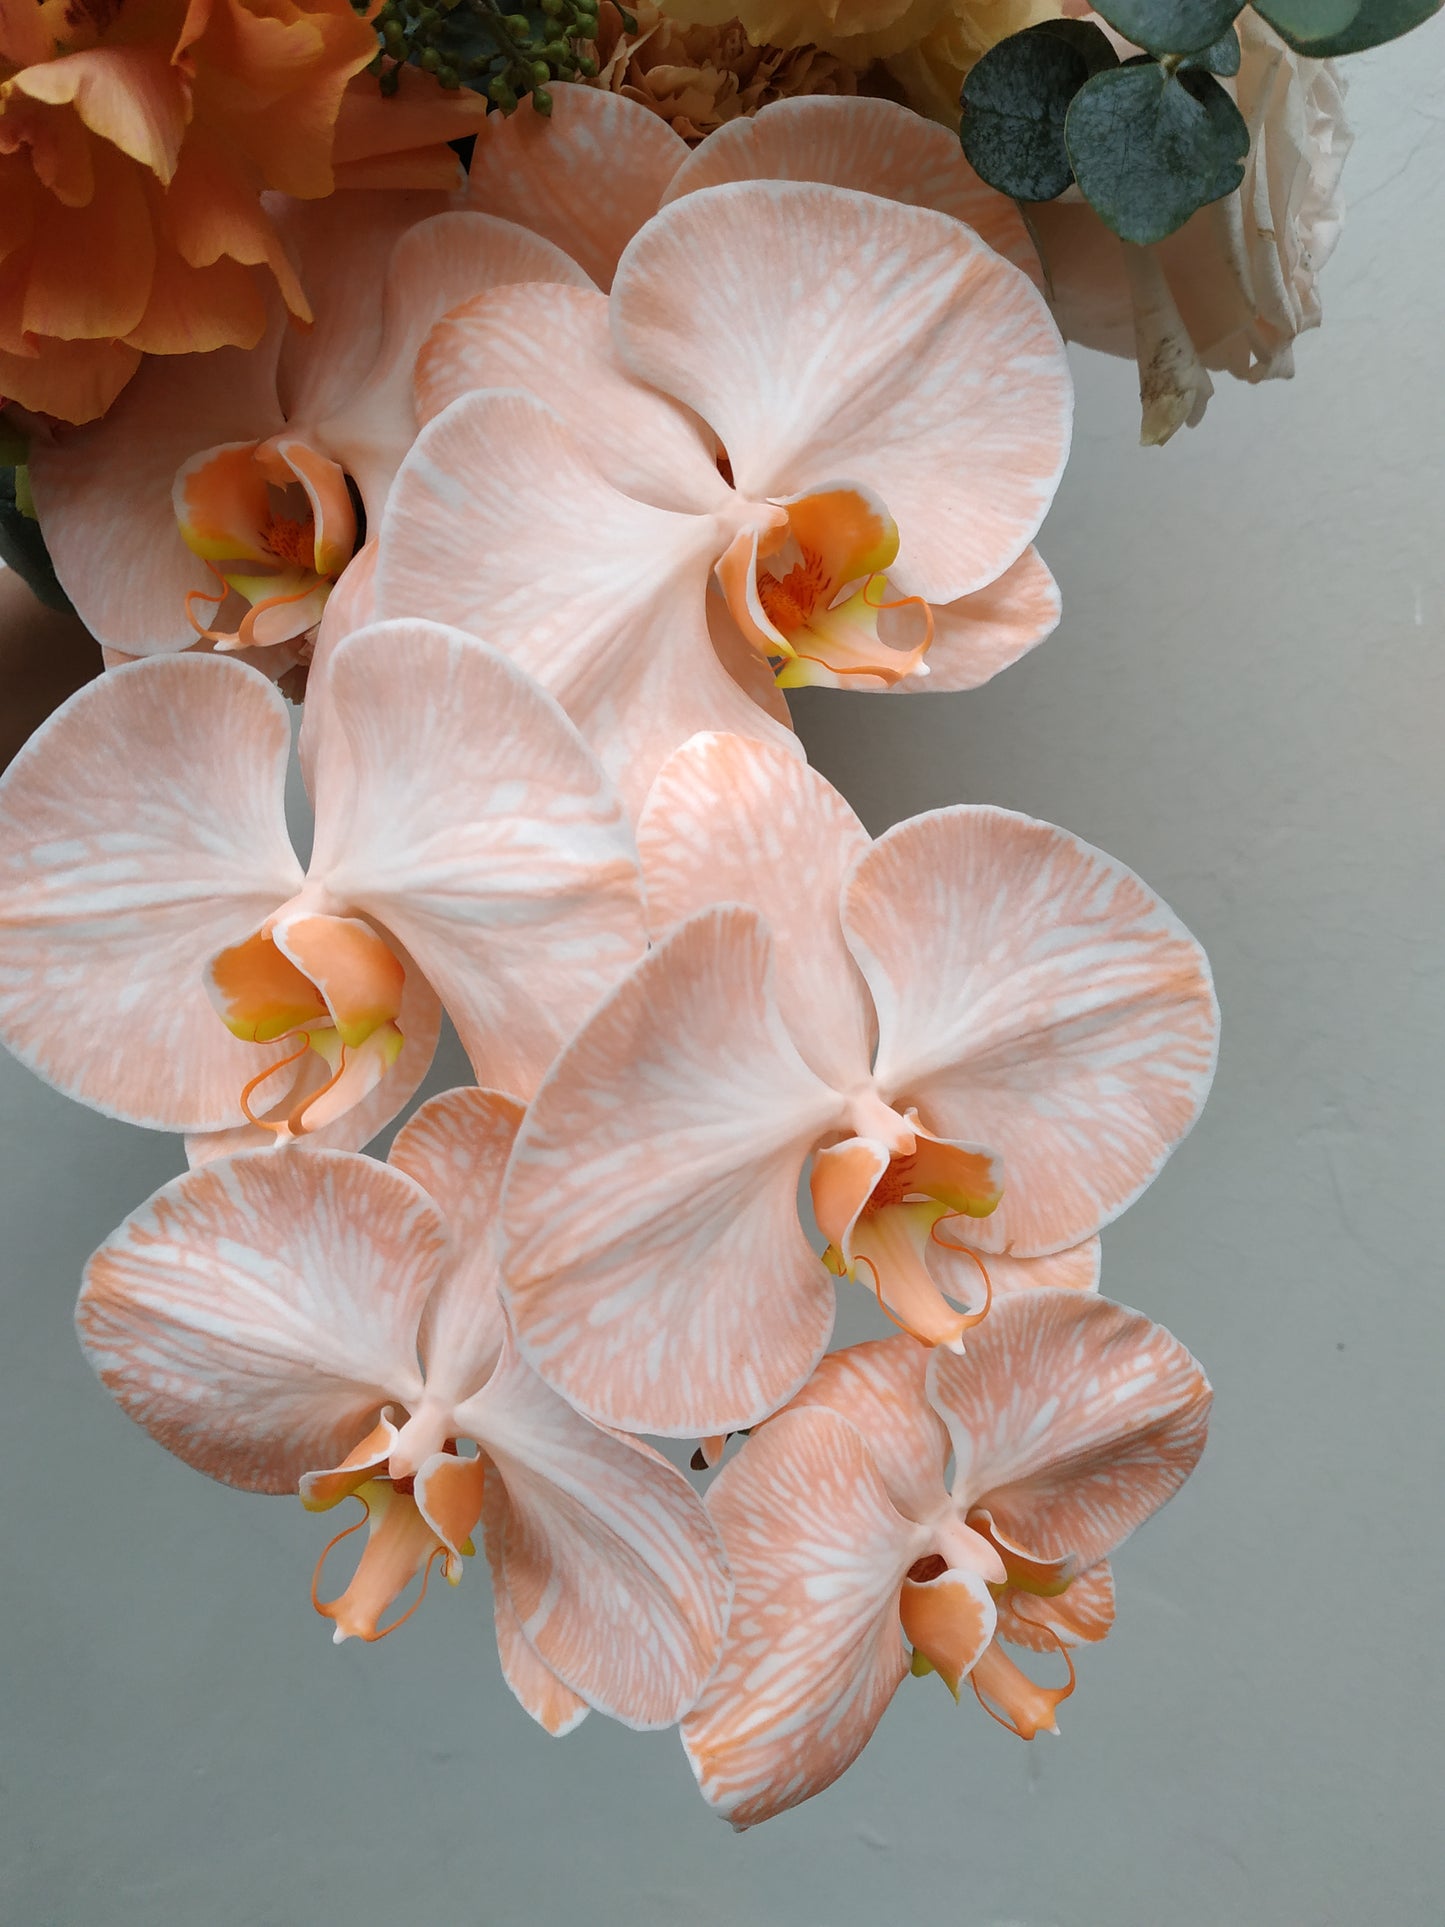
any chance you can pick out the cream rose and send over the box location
[1029,13,1352,442]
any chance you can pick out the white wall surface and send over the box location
[2,29,1442,1926]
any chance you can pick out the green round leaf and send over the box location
[960,31,1090,202]
[1027,16,1122,72]
[1092,0,1243,53]
[1180,24,1241,71]
[1065,64,1250,245]
[1263,0,1440,51]
[1250,0,1362,40]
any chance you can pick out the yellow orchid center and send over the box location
[205,912,407,1139]
[174,435,358,654]
[812,1111,1002,1348]
[716,484,934,690]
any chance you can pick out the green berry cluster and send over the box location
[368,0,606,112]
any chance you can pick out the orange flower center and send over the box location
[260,511,320,570]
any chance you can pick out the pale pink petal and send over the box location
[843,807,1219,1254]
[892,548,1061,695]
[708,595,794,729]
[77,1149,445,1492]
[297,537,379,801]
[661,95,1044,291]
[413,281,728,510]
[928,1290,1213,1568]
[0,656,305,1131]
[501,907,845,1435]
[930,1233,1102,1303]
[479,1478,589,1736]
[29,331,284,655]
[308,618,646,1099]
[637,733,873,1089]
[315,210,593,514]
[610,182,1072,602]
[375,389,792,811]
[779,1337,948,1527]
[389,1086,524,1404]
[456,1334,730,1730]
[681,1405,924,1829]
[465,85,688,289]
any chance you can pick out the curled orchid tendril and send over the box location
[238,1036,311,1132]
[286,1043,348,1137]
[927,1226,994,1331]
[184,557,321,648]
[308,1499,447,1643]
[970,1622,1078,1740]
[771,572,935,685]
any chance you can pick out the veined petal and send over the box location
[479,1479,589,1736]
[501,907,845,1436]
[681,1405,923,1830]
[890,548,1061,695]
[931,1233,1102,1304]
[610,181,1072,603]
[843,807,1219,1254]
[660,96,1044,293]
[375,389,793,812]
[0,657,304,1132]
[456,1335,730,1731]
[997,1559,1116,1653]
[389,1086,524,1407]
[28,328,285,655]
[315,209,593,515]
[637,733,874,1090]
[778,1337,948,1527]
[465,84,688,289]
[308,619,646,1100]
[297,537,379,800]
[927,1291,1213,1570]
[77,1150,446,1493]
[414,281,728,512]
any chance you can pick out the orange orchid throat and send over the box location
[205,912,407,1140]
[717,483,934,691]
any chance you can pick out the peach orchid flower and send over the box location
[681,1294,1212,1827]
[500,732,1217,1436]
[375,163,1072,808]
[0,619,644,1160]
[77,1088,730,1729]
[28,196,591,662]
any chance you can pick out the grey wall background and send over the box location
[3,32,1443,1927]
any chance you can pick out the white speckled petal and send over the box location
[480,1477,590,1736]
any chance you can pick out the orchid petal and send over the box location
[661,96,1044,292]
[29,330,284,655]
[928,1291,1213,1569]
[997,1559,1116,1653]
[779,1337,949,1527]
[479,1478,590,1736]
[843,806,1218,1254]
[637,734,874,1089]
[611,181,1072,602]
[414,281,728,511]
[501,907,844,1436]
[298,537,379,800]
[308,618,646,1099]
[456,1334,730,1731]
[465,85,688,289]
[898,1566,997,1698]
[77,1150,445,1493]
[681,1406,922,1829]
[389,1086,524,1406]
[930,1234,1102,1304]
[0,657,304,1131]
[375,389,792,812]
[890,548,1061,695]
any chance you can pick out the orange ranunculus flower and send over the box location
[0,0,384,424]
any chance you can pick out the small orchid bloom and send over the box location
[500,733,1217,1436]
[0,619,644,1158]
[376,156,1072,806]
[76,1088,731,1730]
[681,1293,1212,1827]
[29,195,591,663]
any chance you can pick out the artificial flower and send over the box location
[499,732,1217,1435]
[1029,14,1352,442]
[585,1,860,142]
[883,0,1065,126]
[0,619,644,1155]
[28,194,590,660]
[681,1296,1211,1824]
[660,0,967,63]
[381,117,1071,804]
[77,1087,730,1726]
[0,0,381,423]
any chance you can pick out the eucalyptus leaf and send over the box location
[0,469,73,614]
[960,31,1090,202]
[1250,0,1362,40]
[1066,63,1250,245]
[1180,24,1241,71]
[1264,0,1441,51]
[1028,16,1122,72]
[1092,0,1243,53]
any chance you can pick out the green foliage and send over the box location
[1180,25,1242,70]
[1257,0,1443,50]
[1066,60,1249,245]
[960,22,1118,202]
[1092,0,1243,54]
[369,0,601,110]
[0,468,73,614]
[1250,0,1362,38]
